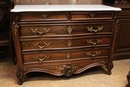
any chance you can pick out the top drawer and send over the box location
[71,12,114,20]
[19,22,113,37]
[19,12,69,21]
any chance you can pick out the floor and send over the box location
[0,57,130,87]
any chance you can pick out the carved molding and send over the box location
[13,25,18,41]
[16,65,25,85]
[56,64,79,76]
[115,0,130,3]
[12,15,19,42]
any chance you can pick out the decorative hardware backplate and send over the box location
[87,26,104,33]
[31,27,51,35]
[85,51,101,58]
[87,39,102,46]
[32,42,51,49]
[32,55,51,63]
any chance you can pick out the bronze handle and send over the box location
[31,27,51,35]
[32,42,51,49]
[32,55,51,63]
[87,39,102,46]
[85,51,101,58]
[87,26,104,33]
[42,15,48,19]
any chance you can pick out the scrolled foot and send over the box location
[18,81,23,85]
[107,71,112,75]
[106,61,113,75]
[125,84,130,87]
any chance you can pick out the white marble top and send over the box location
[11,5,121,12]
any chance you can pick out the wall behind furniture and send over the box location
[14,0,102,5]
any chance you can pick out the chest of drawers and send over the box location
[11,5,121,85]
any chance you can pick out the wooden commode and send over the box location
[11,5,121,85]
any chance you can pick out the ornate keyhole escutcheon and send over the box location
[42,15,48,19]
[90,14,95,18]
[67,26,73,34]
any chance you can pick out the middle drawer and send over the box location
[20,22,113,38]
[23,48,110,64]
[21,36,112,51]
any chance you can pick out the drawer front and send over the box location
[23,48,109,63]
[23,58,108,76]
[19,12,68,21]
[20,23,113,37]
[71,12,113,20]
[21,36,111,51]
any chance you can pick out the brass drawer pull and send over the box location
[42,15,48,19]
[87,26,104,33]
[67,26,73,34]
[32,55,51,63]
[87,39,102,46]
[32,42,51,49]
[31,28,51,35]
[85,51,101,58]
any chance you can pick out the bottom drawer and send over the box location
[23,48,109,63]
[23,58,108,76]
